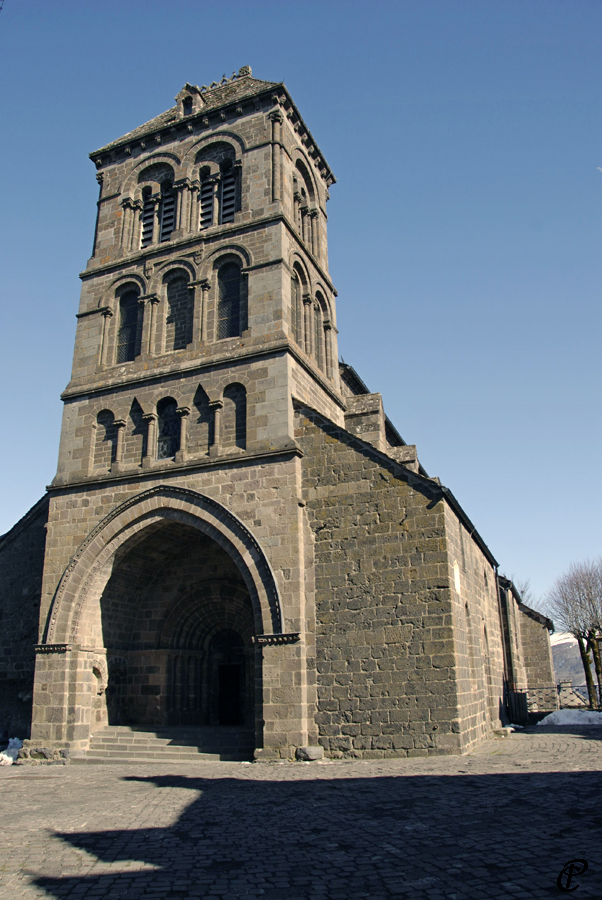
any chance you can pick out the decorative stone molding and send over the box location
[255,633,300,646]
[35,644,71,654]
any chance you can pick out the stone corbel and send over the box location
[254,633,301,646]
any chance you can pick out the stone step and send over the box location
[74,726,255,764]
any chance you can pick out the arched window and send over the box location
[157,397,180,460]
[94,410,117,470]
[217,263,241,339]
[182,96,193,116]
[222,384,247,450]
[116,290,140,363]
[165,274,193,351]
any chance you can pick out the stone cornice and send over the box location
[47,444,303,493]
[79,212,336,294]
[61,336,346,410]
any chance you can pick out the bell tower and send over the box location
[54,65,342,487]
[31,67,342,760]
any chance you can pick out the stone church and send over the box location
[0,68,557,761]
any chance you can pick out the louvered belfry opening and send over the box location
[140,193,155,248]
[159,185,176,242]
[156,397,180,460]
[217,263,241,339]
[116,290,140,363]
[220,162,237,224]
[199,178,214,229]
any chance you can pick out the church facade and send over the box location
[0,68,556,759]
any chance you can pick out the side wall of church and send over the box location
[443,505,505,750]
[517,606,557,712]
[0,496,49,738]
[295,406,464,758]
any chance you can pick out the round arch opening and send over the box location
[90,520,256,729]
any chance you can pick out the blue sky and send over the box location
[0,0,600,601]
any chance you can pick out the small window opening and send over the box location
[157,398,180,460]
[183,96,193,116]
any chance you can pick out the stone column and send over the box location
[111,419,126,473]
[119,198,135,250]
[142,413,157,468]
[175,406,190,463]
[269,110,283,202]
[99,308,113,367]
[139,294,160,358]
[303,294,313,356]
[211,175,221,227]
[200,279,211,344]
[150,193,162,245]
[309,208,319,257]
[188,180,200,232]
[172,178,190,235]
[190,279,210,348]
[324,322,333,379]
[209,399,223,458]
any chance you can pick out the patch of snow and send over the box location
[537,709,602,726]
[550,632,578,647]
[0,737,23,766]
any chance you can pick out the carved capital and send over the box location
[173,177,190,191]
[302,293,312,306]
[176,406,191,418]
[114,419,127,429]
[142,413,157,424]
[309,208,319,219]
[102,308,114,319]
[199,279,211,293]
[209,399,223,411]
[268,110,283,124]
[96,172,104,186]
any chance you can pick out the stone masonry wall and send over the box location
[0,495,49,738]
[443,505,504,751]
[295,405,462,758]
[518,604,558,712]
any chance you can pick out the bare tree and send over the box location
[545,560,602,709]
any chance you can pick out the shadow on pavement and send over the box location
[35,769,602,898]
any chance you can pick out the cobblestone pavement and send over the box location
[1,726,601,900]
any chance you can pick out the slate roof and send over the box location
[93,73,280,155]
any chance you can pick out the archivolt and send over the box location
[44,486,283,643]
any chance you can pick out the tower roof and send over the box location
[90,66,335,186]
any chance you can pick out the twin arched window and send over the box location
[290,268,331,377]
[140,183,176,248]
